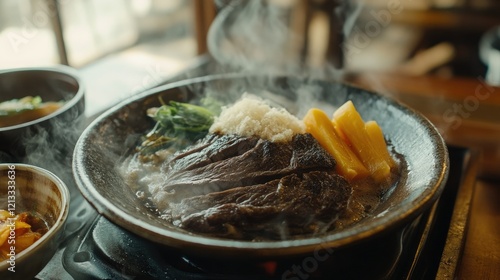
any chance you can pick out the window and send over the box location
[0,0,197,69]
[0,0,60,68]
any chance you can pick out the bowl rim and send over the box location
[0,163,70,269]
[73,74,449,257]
[0,65,84,131]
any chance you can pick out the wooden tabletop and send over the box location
[457,179,500,279]
[346,72,500,279]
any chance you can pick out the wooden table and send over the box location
[346,72,500,279]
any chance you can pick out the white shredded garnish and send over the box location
[209,94,305,142]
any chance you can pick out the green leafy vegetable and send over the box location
[0,96,43,117]
[138,100,217,155]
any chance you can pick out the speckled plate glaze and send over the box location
[73,75,449,259]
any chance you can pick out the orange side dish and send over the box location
[0,210,48,260]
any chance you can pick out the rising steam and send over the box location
[208,0,363,78]
[22,109,85,200]
[208,0,300,74]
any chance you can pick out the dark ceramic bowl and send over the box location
[73,75,449,261]
[0,164,70,280]
[0,66,85,158]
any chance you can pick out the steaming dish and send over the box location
[0,210,48,260]
[0,96,64,127]
[122,95,400,240]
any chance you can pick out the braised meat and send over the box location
[169,171,352,240]
[154,133,337,204]
[150,133,353,240]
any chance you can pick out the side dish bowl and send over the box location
[0,164,70,280]
[0,66,85,158]
[73,75,449,260]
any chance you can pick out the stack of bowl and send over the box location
[0,66,84,278]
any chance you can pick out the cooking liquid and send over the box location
[121,137,403,240]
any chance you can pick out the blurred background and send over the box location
[1,0,500,77]
[0,0,196,68]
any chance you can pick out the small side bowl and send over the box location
[0,66,85,158]
[0,164,70,280]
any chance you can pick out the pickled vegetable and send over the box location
[303,108,369,180]
[0,210,48,260]
[365,120,396,169]
[333,101,391,182]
